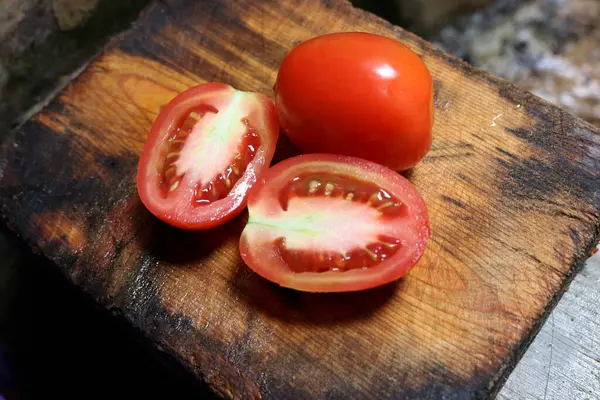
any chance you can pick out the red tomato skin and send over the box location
[240,154,430,293]
[136,82,279,230]
[274,32,434,171]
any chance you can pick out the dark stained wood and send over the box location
[0,0,151,134]
[0,0,599,398]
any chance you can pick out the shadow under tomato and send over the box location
[400,167,415,180]
[271,131,300,165]
[230,264,402,326]
[134,202,246,266]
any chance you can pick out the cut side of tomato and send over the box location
[239,154,430,292]
[136,82,279,230]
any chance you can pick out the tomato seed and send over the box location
[379,236,402,248]
[364,248,378,261]
[308,180,320,194]
[377,201,394,210]
[279,172,407,218]
[163,165,176,179]
[169,181,180,192]
[276,235,403,273]
[324,183,334,196]
[334,254,346,268]
[179,108,210,133]
[366,193,379,205]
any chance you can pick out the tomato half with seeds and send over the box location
[136,82,279,230]
[239,154,430,292]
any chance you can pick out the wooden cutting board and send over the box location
[1,0,599,398]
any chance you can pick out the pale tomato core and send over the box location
[239,154,429,292]
[251,173,408,273]
[158,90,262,205]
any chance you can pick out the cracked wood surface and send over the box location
[0,0,599,398]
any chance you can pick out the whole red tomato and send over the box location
[274,32,434,171]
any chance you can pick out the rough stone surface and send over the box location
[0,0,150,136]
[352,0,495,35]
[397,0,495,36]
[435,0,600,126]
[53,0,100,31]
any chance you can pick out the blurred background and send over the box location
[0,0,598,398]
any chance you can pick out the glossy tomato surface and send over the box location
[239,154,430,292]
[274,32,434,171]
[137,82,279,230]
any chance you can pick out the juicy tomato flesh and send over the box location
[158,112,262,205]
[137,82,278,230]
[193,129,260,205]
[276,173,406,273]
[240,154,429,292]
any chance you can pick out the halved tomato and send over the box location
[239,154,430,292]
[136,82,279,230]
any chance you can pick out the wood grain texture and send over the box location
[0,0,599,398]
